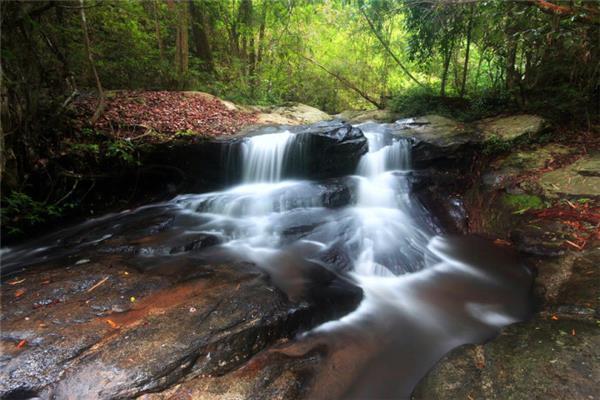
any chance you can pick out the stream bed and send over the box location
[1,123,533,399]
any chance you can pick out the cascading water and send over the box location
[241,131,296,182]
[1,124,532,399]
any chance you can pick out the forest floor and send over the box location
[73,90,258,142]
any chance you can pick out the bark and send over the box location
[153,0,166,65]
[79,0,104,125]
[440,43,454,97]
[189,0,213,72]
[175,0,189,86]
[360,8,425,89]
[505,2,518,91]
[527,0,600,26]
[460,3,475,98]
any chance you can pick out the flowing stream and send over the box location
[1,123,533,398]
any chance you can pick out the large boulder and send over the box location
[477,114,550,143]
[540,153,600,199]
[0,256,362,399]
[392,115,478,168]
[251,103,333,125]
[336,109,401,124]
[482,144,575,189]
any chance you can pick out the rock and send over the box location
[336,109,401,123]
[540,153,600,198]
[291,122,368,179]
[482,144,575,189]
[0,258,362,399]
[392,115,479,168]
[236,121,368,180]
[477,114,550,143]
[253,103,333,125]
[412,318,600,400]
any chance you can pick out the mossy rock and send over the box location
[477,114,550,143]
[483,144,575,189]
[540,154,600,198]
[413,318,600,399]
[502,193,545,212]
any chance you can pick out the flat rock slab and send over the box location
[413,318,600,400]
[540,153,600,198]
[336,109,401,124]
[483,144,575,189]
[476,114,550,142]
[0,257,361,399]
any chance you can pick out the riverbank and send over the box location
[1,94,598,399]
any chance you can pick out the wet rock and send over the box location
[0,257,361,399]
[476,114,550,143]
[412,318,600,400]
[168,233,221,254]
[392,115,479,168]
[540,153,600,198]
[509,219,573,256]
[288,122,368,179]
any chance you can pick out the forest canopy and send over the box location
[3,0,598,113]
[1,0,598,239]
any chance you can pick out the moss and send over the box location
[502,193,544,212]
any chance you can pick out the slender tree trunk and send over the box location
[505,2,518,91]
[79,0,104,124]
[360,8,425,89]
[460,3,475,97]
[175,0,189,87]
[440,43,453,97]
[301,54,383,109]
[153,0,166,65]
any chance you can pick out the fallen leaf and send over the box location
[106,319,119,329]
[551,315,559,320]
[7,278,26,285]
[15,288,26,298]
[87,276,109,293]
[16,340,27,349]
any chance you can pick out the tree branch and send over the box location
[300,54,383,109]
[360,8,426,88]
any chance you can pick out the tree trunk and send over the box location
[79,0,104,125]
[189,0,213,72]
[153,0,166,65]
[460,3,475,98]
[175,0,189,87]
[505,2,518,91]
[440,44,453,97]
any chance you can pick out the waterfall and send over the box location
[352,129,429,276]
[241,131,295,182]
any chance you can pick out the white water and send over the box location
[1,125,531,399]
[241,131,295,182]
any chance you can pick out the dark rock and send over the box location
[0,258,362,399]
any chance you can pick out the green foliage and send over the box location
[502,193,545,214]
[67,143,100,156]
[1,192,70,236]
[106,140,138,164]
[483,136,513,156]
